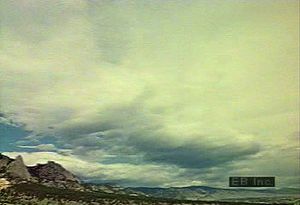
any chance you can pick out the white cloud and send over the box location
[0,117,20,127]
[17,144,57,151]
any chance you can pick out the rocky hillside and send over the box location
[27,161,80,189]
[0,153,81,189]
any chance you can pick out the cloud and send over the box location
[18,144,57,151]
[0,115,25,128]
[0,117,17,127]
[0,0,299,187]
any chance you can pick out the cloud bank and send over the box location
[0,0,299,187]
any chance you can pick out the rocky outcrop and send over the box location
[0,153,81,189]
[0,154,13,174]
[6,155,32,181]
[0,154,31,181]
[28,161,80,189]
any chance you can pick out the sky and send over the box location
[0,0,299,188]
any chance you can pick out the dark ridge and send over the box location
[0,153,13,173]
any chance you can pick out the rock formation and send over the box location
[6,155,32,181]
[0,153,13,173]
[0,153,81,189]
[28,161,80,189]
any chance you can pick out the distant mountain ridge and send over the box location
[129,185,300,202]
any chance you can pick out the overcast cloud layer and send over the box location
[0,0,299,188]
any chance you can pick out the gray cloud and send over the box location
[136,141,260,169]
[48,100,261,169]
